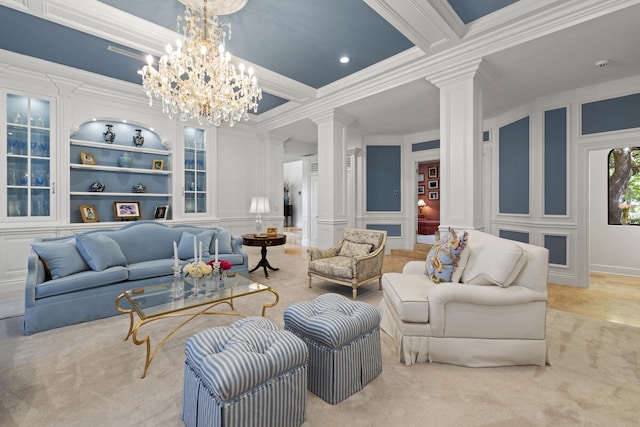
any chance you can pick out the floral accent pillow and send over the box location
[425,228,469,283]
[339,240,373,257]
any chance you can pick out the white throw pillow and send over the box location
[461,235,527,287]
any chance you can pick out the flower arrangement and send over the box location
[208,259,232,270]
[183,261,212,278]
[619,202,633,210]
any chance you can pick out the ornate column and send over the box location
[428,59,493,231]
[310,110,354,247]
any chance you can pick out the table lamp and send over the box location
[418,199,426,214]
[250,196,270,236]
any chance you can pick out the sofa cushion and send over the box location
[339,240,373,257]
[382,272,434,323]
[461,233,527,287]
[75,234,127,271]
[425,228,468,284]
[309,256,353,280]
[31,241,90,280]
[177,230,214,260]
[35,266,128,299]
[127,259,177,281]
[212,228,233,254]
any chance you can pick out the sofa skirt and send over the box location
[379,299,548,368]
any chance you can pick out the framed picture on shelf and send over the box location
[113,201,141,220]
[428,191,439,200]
[428,180,438,189]
[417,173,425,182]
[418,185,425,195]
[79,204,99,223]
[428,166,438,178]
[80,151,96,165]
[152,159,164,170]
[153,205,169,220]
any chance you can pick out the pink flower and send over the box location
[208,259,233,270]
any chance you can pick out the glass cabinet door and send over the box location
[184,126,207,214]
[6,94,52,218]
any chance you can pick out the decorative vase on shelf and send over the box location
[132,182,146,193]
[284,191,290,206]
[103,124,115,144]
[90,181,105,192]
[118,152,132,168]
[133,129,144,147]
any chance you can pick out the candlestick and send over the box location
[193,235,197,262]
[199,241,203,265]
[173,241,179,269]
[215,238,218,263]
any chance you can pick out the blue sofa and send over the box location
[24,221,249,335]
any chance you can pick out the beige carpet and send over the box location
[1,246,639,426]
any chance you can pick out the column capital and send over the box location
[427,58,496,89]
[310,109,355,127]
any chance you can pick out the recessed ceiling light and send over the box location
[339,56,350,64]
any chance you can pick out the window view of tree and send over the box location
[608,147,640,225]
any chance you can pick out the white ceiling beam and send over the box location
[363,0,463,52]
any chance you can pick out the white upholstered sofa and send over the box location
[379,229,549,367]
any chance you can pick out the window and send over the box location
[608,147,640,225]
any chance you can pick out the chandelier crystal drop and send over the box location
[140,0,261,127]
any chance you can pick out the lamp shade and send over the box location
[417,199,426,207]
[249,196,270,214]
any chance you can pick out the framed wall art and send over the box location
[80,151,96,165]
[428,191,439,200]
[417,173,425,182]
[418,185,425,195]
[80,204,99,223]
[153,205,169,220]
[428,166,438,178]
[113,201,141,220]
[152,159,164,170]
[428,180,438,189]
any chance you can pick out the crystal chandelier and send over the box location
[140,0,261,127]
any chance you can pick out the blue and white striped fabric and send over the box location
[283,293,382,405]
[182,316,308,427]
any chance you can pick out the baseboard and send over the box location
[590,264,640,278]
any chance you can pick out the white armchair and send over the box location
[308,228,386,300]
[379,230,549,367]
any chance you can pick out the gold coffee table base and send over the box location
[116,276,279,378]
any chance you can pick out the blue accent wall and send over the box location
[499,230,529,243]
[412,139,440,152]
[367,224,401,237]
[499,117,530,214]
[544,235,567,265]
[582,92,640,134]
[544,108,567,215]
[366,145,401,212]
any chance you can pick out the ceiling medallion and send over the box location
[141,0,261,127]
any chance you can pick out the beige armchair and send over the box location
[308,228,387,300]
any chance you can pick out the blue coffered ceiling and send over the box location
[0,1,517,114]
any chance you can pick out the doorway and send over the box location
[417,161,440,245]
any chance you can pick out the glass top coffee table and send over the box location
[115,272,279,378]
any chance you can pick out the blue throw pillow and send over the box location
[212,229,233,254]
[177,230,214,260]
[425,228,468,284]
[76,234,127,271]
[32,241,90,279]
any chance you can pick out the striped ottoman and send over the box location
[182,317,308,427]
[284,293,382,404]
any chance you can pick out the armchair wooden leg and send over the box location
[308,275,312,288]
[352,286,357,301]
[378,276,382,290]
